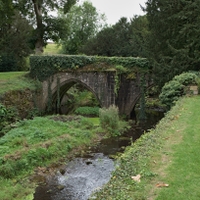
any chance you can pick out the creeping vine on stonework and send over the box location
[47,78,53,112]
[56,76,60,113]
[29,55,150,81]
[139,74,147,120]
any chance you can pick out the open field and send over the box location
[43,43,62,54]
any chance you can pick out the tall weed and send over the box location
[99,105,121,137]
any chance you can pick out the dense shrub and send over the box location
[99,105,121,137]
[159,72,198,109]
[0,104,19,136]
[74,106,99,116]
[0,54,18,72]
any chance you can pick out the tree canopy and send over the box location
[144,0,200,87]
[14,0,77,54]
[0,1,33,71]
[81,16,149,57]
[60,0,106,55]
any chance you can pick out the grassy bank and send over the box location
[91,95,200,200]
[0,72,38,95]
[0,115,101,200]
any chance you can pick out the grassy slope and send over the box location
[92,96,200,200]
[0,72,38,95]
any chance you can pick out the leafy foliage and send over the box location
[99,105,119,137]
[82,16,149,57]
[0,11,33,71]
[29,55,150,81]
[159,72,198,109]
[75,106,99,116]
[0,105,19,136]
[14,0,77,53]
[59,1,106,54]
[144,0,200,87]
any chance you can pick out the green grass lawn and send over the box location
[0,72,38,95]
[43,43,62,54]
[92,95,200,200]
[153,96,200,200]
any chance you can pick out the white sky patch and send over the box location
[79,0,146,25]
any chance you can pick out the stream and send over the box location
[33,110,164,200]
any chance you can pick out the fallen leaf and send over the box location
[131,174,141,182]
[156,183,169,187]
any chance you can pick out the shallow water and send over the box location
[34,111,164,200]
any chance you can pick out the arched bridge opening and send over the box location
[38,71,152,118]
[30,55,152,118]
[50,78,101,115]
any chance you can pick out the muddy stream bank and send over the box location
[33,110,164,200]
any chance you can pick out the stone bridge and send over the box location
[38,70,151,118]
[30,55,151,118]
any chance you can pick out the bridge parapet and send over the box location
[31,55,151,118]
[30,55,150,81]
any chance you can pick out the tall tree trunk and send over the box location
[32,0,44,54]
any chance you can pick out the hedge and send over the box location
[29,55,150,81]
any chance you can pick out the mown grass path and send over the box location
[92,96,200,200]
[153,96,200,200]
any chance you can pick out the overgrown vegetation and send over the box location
[144,0,200,87]
[0,72,39,95]
[75,106,99,116]
[159,72,198,109]
[0,72,42,135]
[91,96,200,200]
[29,55,149,81]
[0,115,99,200]
[99,105,128,137]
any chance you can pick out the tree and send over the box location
[81,16,149,57]
[0,1,33,71]
[14,0,77,54]
[60,0,106,54]
[130,15,149,58]
[0,0,15,44]
[81,17,132,56]
[144,0,200,87]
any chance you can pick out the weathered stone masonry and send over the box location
[38,71,151,118]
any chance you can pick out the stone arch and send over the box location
[50,78,102,113]
[42,71,116,113]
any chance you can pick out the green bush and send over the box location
[159,72,198,109]
[75,106,99,116]
[173,72,197,85]
[99,105,121,137]
[0,105,19,136]
[0,104,7,120]
[0,54,18,72]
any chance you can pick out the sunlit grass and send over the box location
[87,117,100,126]
[44,43,62,54]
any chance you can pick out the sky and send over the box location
[79,0,147,25]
